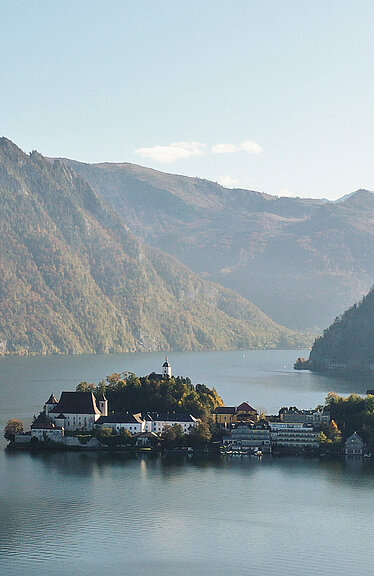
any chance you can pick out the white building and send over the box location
[345,431,364,456]
[162,357,172,378]
[270,422,320,449]
[30,421,64,443]
[96,412,145,434]
[144,412,199,434]
[46,391,107,431]
[280,408,330,425]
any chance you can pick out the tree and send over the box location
[189,422,212,447]
[161,424,187,448]
[95,426,114,444]
[76,382,96,392]
[318,431,329,445]
[328,420,342,444]
[119,428,133,445]
[4,418,23,441]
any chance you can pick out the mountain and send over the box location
[63,160,374,331]
[0,138,305,355]
[302,286,374,376]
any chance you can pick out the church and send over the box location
[147,356,173,380]
[43,391,108,431]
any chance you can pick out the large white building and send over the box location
[46,391,108,431]
[96,412,145,434]
[143,412,199,434]
[269,422,320,449]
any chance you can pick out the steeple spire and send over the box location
[162,355,172,378]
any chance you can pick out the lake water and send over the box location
[1,349,373,576]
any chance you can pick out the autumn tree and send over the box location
[4,419,23,441]
[76,382,96,392]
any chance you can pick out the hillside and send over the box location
[305,286,374,374]
[0,138,305,355]
[63,160,374,331]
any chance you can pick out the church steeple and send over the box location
[162,356,172,378]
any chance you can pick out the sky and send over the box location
[1,0,374,199]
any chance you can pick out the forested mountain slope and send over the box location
[0,138,304,355]
[64,159,374,330]
[308,286,374,373]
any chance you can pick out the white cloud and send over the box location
[240,139,263,154]
[134,138,263,164]
[212,139,263,155]
[212,143,238,154]
[217,176,240,188]
[134,141,206,163]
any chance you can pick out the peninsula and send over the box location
[5,359,372,459]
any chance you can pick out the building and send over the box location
[213,406,236,426]
[269,422,320,450]
[133,431,160,448]
[162,357,172,378]
[223,423,271,453]
[148,357,173,380]
[143,412,199,434]
[344,432,364,456]
[30,421,64,443]
[46,391,106,431]
[96,412,145,434]
[280,408,330,425]
[213,402,259,426]
[234,402,259,423]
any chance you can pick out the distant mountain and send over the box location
[303,286,374,376]
[333,189,374,203]
[0,138,305,355]
[63,159,374,330]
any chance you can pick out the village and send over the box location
[5,359,368,458]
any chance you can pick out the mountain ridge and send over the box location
[0,138,306,355]
[62,158,374,331]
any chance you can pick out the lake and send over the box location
[1,349,373,576]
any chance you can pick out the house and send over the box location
[213,406,236,426]
[143,412,199,434]
[133,431,160,448]
[234,402,259,423]
[46,391,107,431]
[344,432,364,456]
[213,402,259,426]
[30,421,64,443]
[96,412,145,434]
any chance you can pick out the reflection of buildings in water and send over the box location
[344,455,364,470]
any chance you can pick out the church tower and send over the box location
[162,356,172,378]
[97,393,108,416]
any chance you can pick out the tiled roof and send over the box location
[236,402,258,413]
[213,406,236,414]
[45,394,58,405]
[31,421,61,430]
[145,412,197,423]
[97,413,144,425]
[50,392,101,415]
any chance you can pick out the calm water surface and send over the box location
[1,350,373,576]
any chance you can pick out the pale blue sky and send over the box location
[1,0,374,199]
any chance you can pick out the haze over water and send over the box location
[1,349,373,576]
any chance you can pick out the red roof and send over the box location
[236,402,258,413]
[31,421,62,430]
